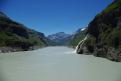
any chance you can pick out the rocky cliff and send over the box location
[0,11,48,52]
[69,28,87,47]
[76,0,121,62]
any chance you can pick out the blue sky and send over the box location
[1,0,112,35]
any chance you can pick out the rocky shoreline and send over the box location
[77,44,121,62]
[0,46,45,53]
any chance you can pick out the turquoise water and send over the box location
[0,46,121,81]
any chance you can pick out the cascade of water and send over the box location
[74,35,89,53]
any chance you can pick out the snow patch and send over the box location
[81,28,86,31]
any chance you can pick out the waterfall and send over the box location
[74,35,89,53]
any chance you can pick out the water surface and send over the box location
[0,46,121,81]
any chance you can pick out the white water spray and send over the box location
[74,35,89,53]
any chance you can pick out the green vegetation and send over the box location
[103,0,121,13]
[0,13,47,50]
[98,0,121,16]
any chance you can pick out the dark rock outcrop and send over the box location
[76,0,121,62]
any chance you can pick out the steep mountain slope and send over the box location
[69,28,87,47]
[48,32,72,45]
[76,0,121,61]
[0,12,47,52]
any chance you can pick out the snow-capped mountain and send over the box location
[47,32,72,45]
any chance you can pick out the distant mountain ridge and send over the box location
[48,32,73,45]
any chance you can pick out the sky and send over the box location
[0,0,112,36]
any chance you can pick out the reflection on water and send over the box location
[0,46,121,81]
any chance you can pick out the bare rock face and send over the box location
[77,36,121,62]
[76,0,121,62]
[107,47,121,62]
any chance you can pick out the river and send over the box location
[0,46,121,81]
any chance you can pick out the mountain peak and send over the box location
[48,32,71,40]
[47,32,72,45]
[0,11,8,18]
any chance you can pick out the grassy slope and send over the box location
[98,0,121,16]
[0,15,47,48]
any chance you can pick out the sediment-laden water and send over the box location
[0,47,121,81]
